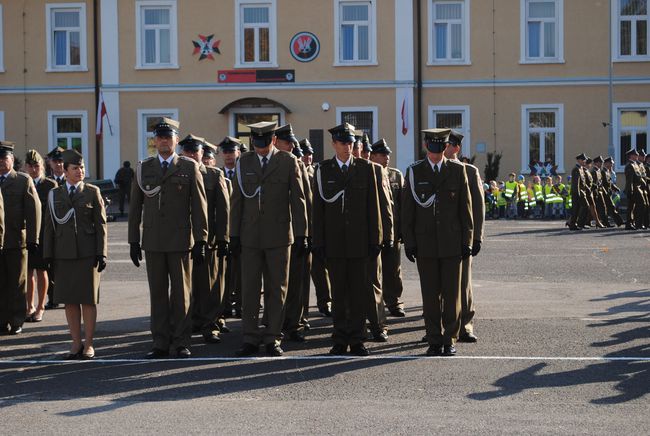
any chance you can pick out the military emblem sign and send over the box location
[290,32,320,62]
[192,34,221,61]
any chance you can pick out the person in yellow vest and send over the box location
[532,176,544,218]
[496,181,507,218]
[526,181,536,216]
[552,175,568,219]
[516,175,528,218]
[504,173,518,219]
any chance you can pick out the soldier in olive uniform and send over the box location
[370,139,406,318]
[43,149,107,359]
[0,141,42,335]
[602,156,623,223]
[624,149,643,230]
[402,129,473,356]
[128,118,209,359]
[300,138,333,317]
[635,150,649,229]
[444,131,484,342]
[312,123,382,356]
[230,122,308,357]
[594,156,623,227]
[179,135,230,344]
[567,153,589,230]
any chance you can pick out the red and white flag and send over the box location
[96,91,112,140]
[401,96,409,136]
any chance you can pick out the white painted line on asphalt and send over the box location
[1,355,649,364]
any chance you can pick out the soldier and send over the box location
[179,135,229,344]
[602,156,623,226]
[590,156,610,226]
[44,146,65,309]
[273,124,312,342]
[219,136,243,319]
[444,131,484,342]
[635,150,649,229]
[128,118,209,359]
[0,188,4,251]
[579,158,605,228]
[24,150,57,323]
[230,121,307,357]
[567,153,589,230]
[402,129,473,356]
[301,138,333,317]
[312,123,381,356]
[624,149,643,230]
[113,161,134,217]
[369,139,406,318]
[43,149,107,359]
[360,134,372,160]
[0,141,41,335]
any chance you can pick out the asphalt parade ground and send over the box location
[1,220,648,435]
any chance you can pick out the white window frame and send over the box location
[0,5,4,73]
[137,108,179,160]
[520,104,564,174]
[335,106,379,141]
[45,3,88,72]
[235,0,278,68]
[613,102,650,171]
[334,0,378,66]
[519,0,564,64]
[428,105,471,156]
[612,0,650,62]
[135,0,179,70]
[0,112,5,139]
[47,110,90,174]
[427,0,471,65]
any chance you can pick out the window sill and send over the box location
[234,62,279,69]
[135,64,180,70]
[45,66,89,73]
[333,61,378,67]
[612,57,650,63]
[427,60,472,67]
[519,59,565,65]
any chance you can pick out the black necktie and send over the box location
[227,169,234,180]
[261,156,268,173]
[433,164,439,175]
[0,175,5,185]
[341,164,348,174]
[161,161,169,175]
[69,185,76,198]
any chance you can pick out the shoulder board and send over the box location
[16,171,31,179]
[179,155,196,163]
[408,159,424,169]
[141,156,156,163]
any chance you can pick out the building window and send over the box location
[521,105,564,174]
[520,0,564,63]
[47,111,89,170]
[335,0,377,65]
[236,0,277,67]
[336,106,378,142]
[428,0,470,65]
[0,5,4,72]
[46,3,87,71]
[138,109,179,159]
[614,104,649,170]
[615,0,649,60]
[136,1,178,69]
[428,106,471,156]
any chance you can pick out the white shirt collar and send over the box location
[427,157,443,172]
[33,177,41,184]
[158,153,175,165]
[65,180,82,190]
[0,171,11,178]
[336,156,352,168]
[257,147,275,164]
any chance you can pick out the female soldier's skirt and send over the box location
[54,256,100,305]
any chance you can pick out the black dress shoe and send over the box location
[458,332,478,343]
[329,344,348,355]
[9,326,22,335]
[442,345,457,356]
[145,348,170,359]
[302,321,311,331]
[349,343,370,356]
[203,331,221,344]
[217,320,230,333]
[319,306,332,317]
[288,330,306,342]
[176,347,191,358]
[64,347,84,360]
[370,330,388,342]
[236,343,259,357]
[265,343,284,356]
[625,224,637,230]
[421,335,428,343]
[426,344,443,356]
[44,302,59,310]
[388,307,406,317]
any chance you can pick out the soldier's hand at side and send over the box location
[129,243,142,267]
[229,237,241,256]
[306,236,313,254]
[368,244,382,258]
[405,246,417,263]
[471,240,481,257]
[312,246,326,260]
[293,236,308,257]
[461,245,472,260]
[216,241,229,258]
[27,242,39,255]
[382,240,394,250]
[192,241,207,266]
[95,255,107,273]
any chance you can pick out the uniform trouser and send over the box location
[310,253,332,309]
[0,248,28,329]
[223,253,242,312]
[145,251,193,350]
[568,190,582,226]
[634,190,649,228]
[381,243,404,310]
[192,249,222,334]
[327,257,367,346]
[460,256,475,335]
[301,253,312,321]
[241,245,290,346]
[593,190,608,223]
[416,256,461,346]
[118,187,129,213]
[603,192,624,226]
[282,247,306,333]
[364,254,387,333]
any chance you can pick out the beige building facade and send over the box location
[0,0,648,181]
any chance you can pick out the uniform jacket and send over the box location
[43,182,107,260]
[34,177,57,234]
[387,167,404,241]
[371,162,394,245]
[129,154,208,252]
[201,164,229,246]
[0,170,41,249]
[570,165,586,197]
[298,160,313,238]
[624,161,640,196]
[401,157,473,258]
[312,156,381,258]
[230,147,307,249]
[305,164,315,232]
[0,189,4,249]
[464,163,485,243]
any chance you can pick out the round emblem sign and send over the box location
[290,32,320,62]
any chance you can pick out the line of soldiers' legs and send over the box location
[491,200,568,220]
[568,188,648,230]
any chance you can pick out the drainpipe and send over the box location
[415,0,423,159]
[608,0,614,159]
[93,0,101,178]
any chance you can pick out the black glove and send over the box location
[229,237,241,256]
[293,236,308,257]
[382,240,394,250]
[405,246,417,263]
[461,245,472,260]
[94,255,107,273]
[43,257,53,270]
[27,242,39,255]
[216,241,229,258]
[471,240,482,257]
[192,241,207,266]
[312,246,326,260]
[306,236,313,254]
[130,243,142,267]
[368,244,382,258]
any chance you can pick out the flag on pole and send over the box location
[96,91,112,140]
[401,96,409,136]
